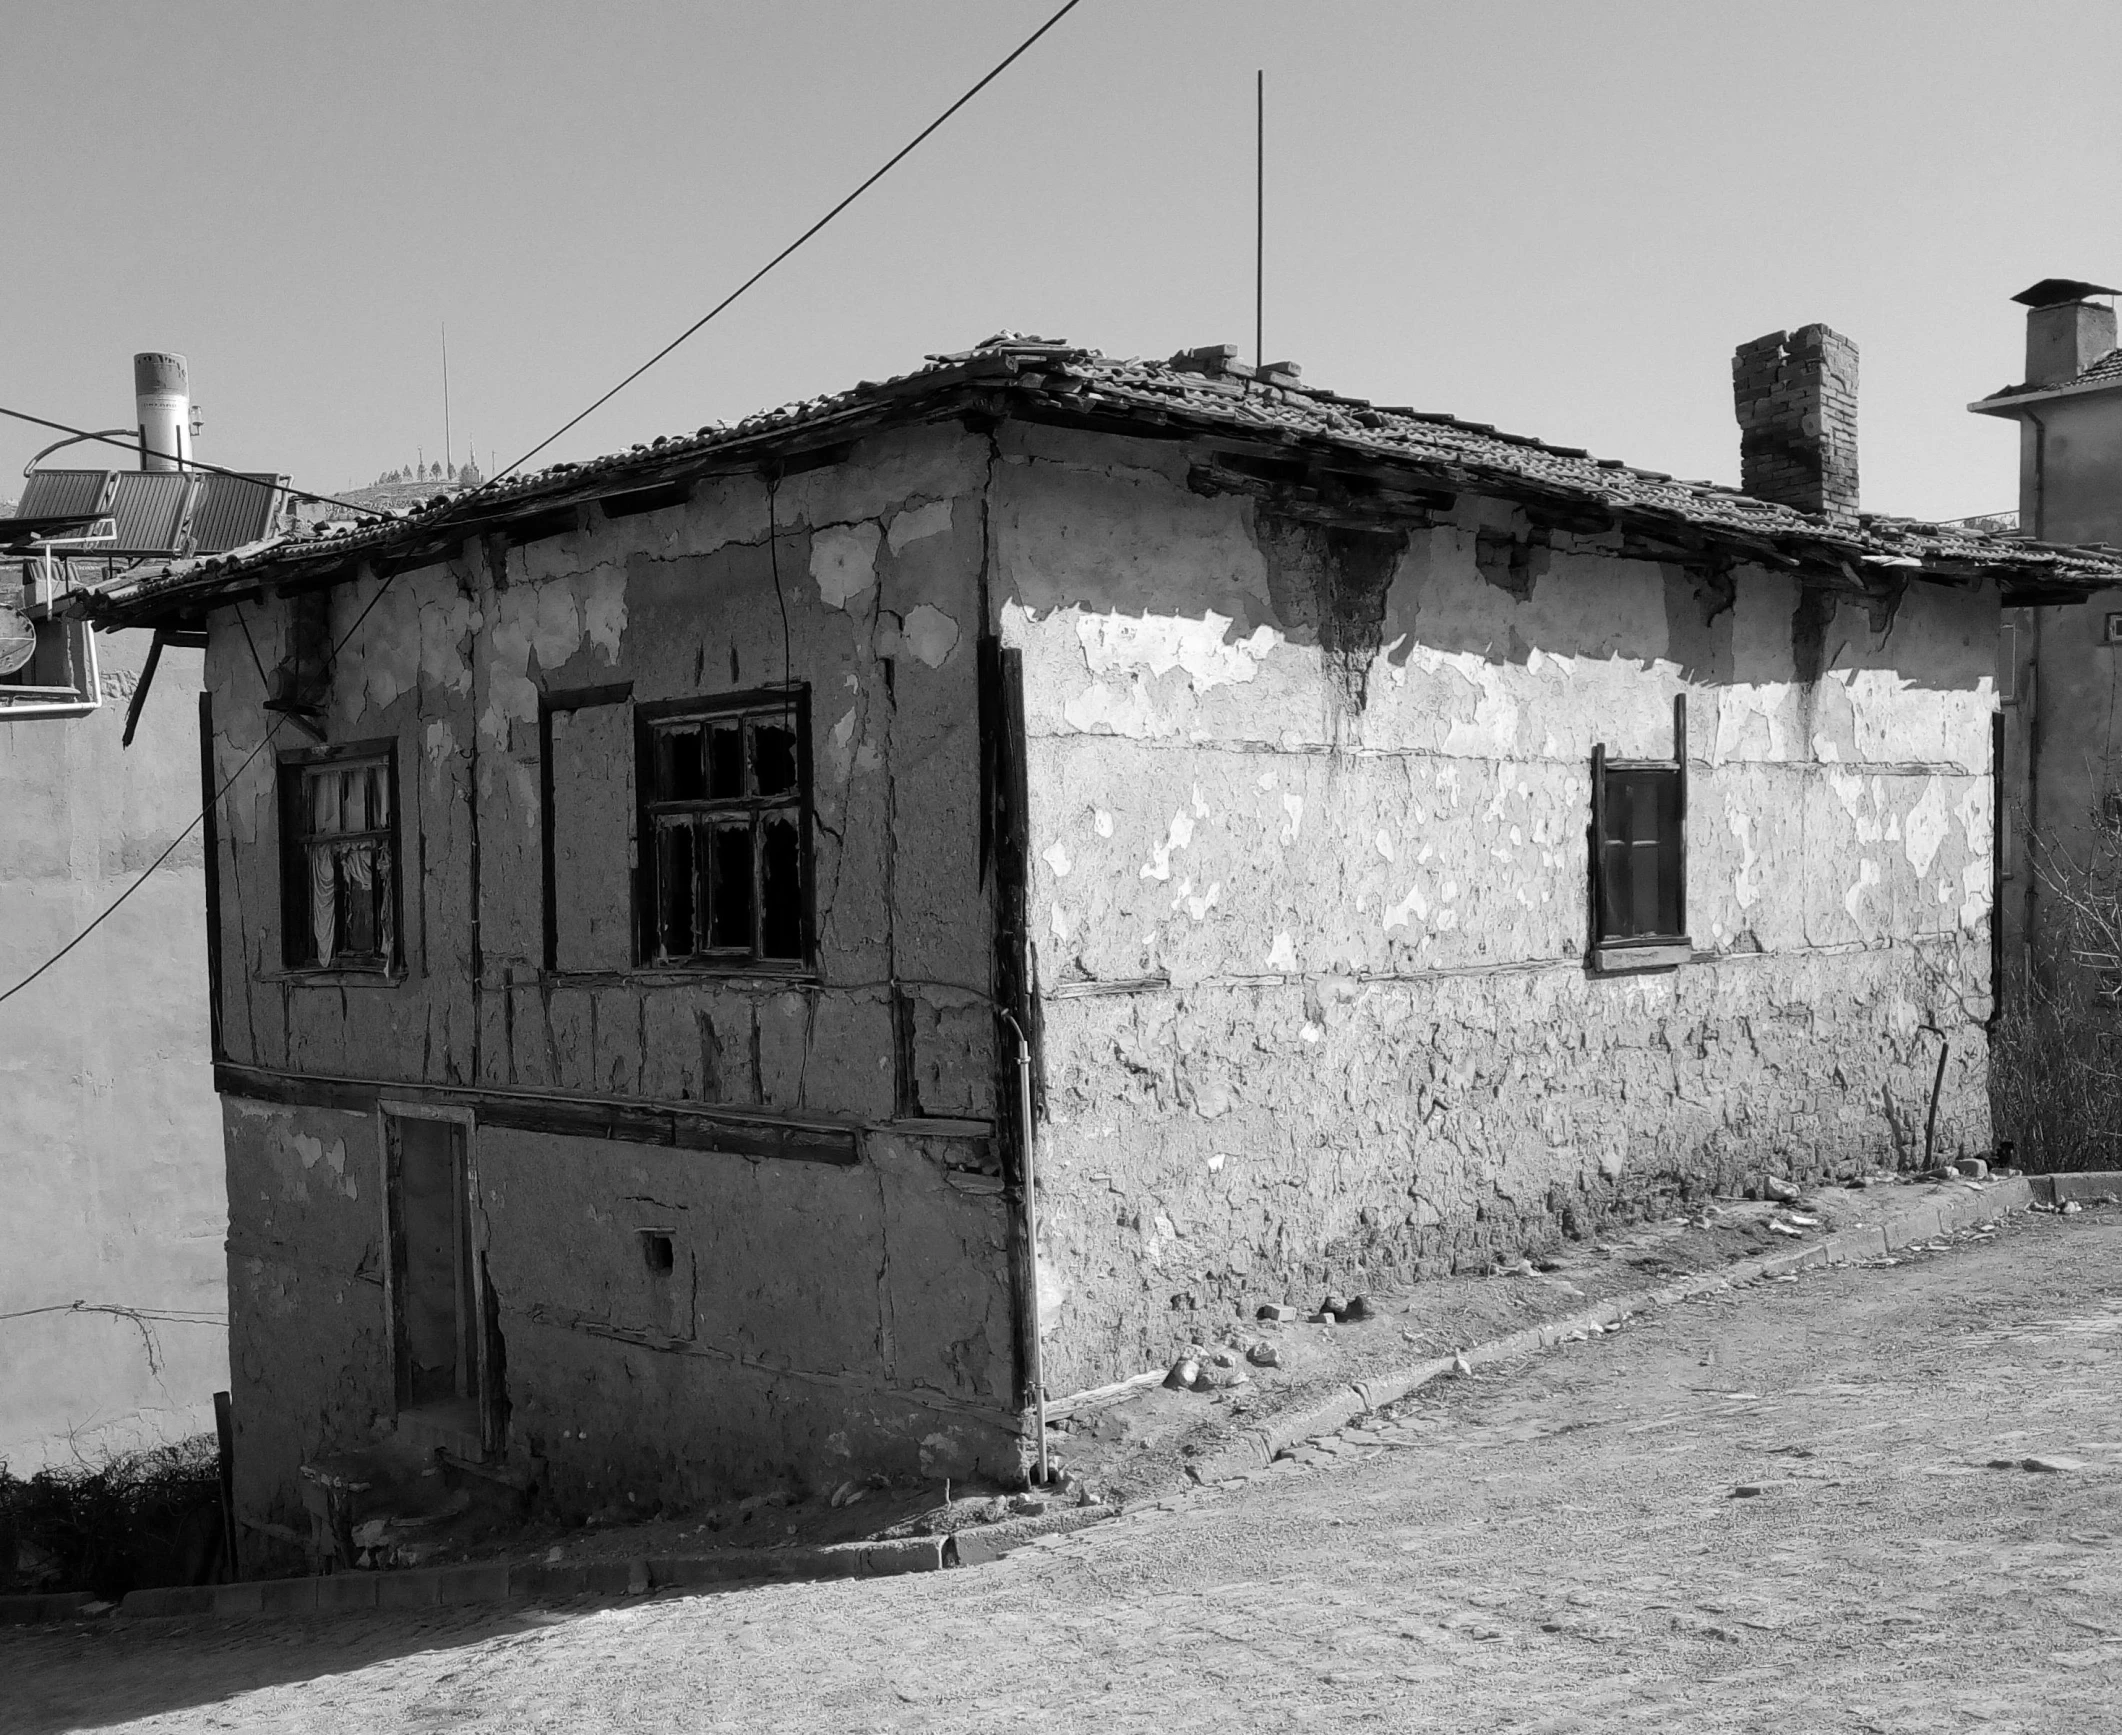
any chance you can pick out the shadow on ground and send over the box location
[3,1586,721,1735]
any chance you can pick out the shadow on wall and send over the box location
[998,448,1991,703]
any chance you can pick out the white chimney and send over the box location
[134,351,192,472]
[2013,280,2121,389]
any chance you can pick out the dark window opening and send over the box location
[640,1231,675,1274]
[640,693,810,969]
[1598,769,1682,939]
[1590,697,1690,967]
[278,747,399,970]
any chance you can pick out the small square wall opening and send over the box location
[639,1231,675,1275]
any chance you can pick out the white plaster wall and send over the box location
[0,630,228,1468]
[991,426,2000,1393]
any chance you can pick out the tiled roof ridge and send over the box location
[79,336,2122,615]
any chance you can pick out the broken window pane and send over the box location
[658,822,697,958]
[706,723,745,800]
[661,727,705,802]
[752,719,798,798]
[708,822,754,950]
[641,700,809,968]
[760,814,802,959]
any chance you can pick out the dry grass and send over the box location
[1992,806,2122,1173]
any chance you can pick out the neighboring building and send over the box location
[293,459,484,528]
[1970,281,2122,1006]
[0,355,284,1467]
[87,328,2121,1534]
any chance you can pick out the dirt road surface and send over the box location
[12,1205,2122,1734]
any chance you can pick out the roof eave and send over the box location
[1969,373,2122,417]
[81,359,2122,628]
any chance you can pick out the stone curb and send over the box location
[111,1535,956,1623]
[0,1591,97,1626]
[940,1499,1122,1566]
[1189,1177,2035,1484]
[2029,1171,2122,1204]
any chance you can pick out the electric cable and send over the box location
[0,0,1087,1010]
[0,562,412,1008]
[476,0,1087,492]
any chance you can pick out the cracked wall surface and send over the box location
[203,424,1019,1523]
[991,426,2001,1395]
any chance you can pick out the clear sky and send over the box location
[3,0,2116,523]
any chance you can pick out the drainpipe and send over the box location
[998,1007,1047,1484]
[2024,407,2048,985]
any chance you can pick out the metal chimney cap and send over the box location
[2012,279,2122,308]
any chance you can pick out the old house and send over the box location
[85,327,2122,1534]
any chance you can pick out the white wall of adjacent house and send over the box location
[0,625,227,1468]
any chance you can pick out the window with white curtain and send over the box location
[279,748,398,970]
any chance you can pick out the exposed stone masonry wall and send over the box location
[992,425,1996,1395]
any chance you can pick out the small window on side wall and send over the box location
[278,746,400,971]
[1589,695,1690,974]
[637,691,810,970]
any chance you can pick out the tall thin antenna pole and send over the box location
[1255,70,1264,370]
[441,321,453,475]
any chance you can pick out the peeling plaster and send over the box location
[1902,780,1950,878]
[811,522,881,611]
[1074,609,1281,688]
[901,604,961,669]
[887,500,952,555]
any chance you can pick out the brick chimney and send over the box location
[1732,324,1859,522]
[2013,278,2119,389]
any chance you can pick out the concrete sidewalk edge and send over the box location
[100,1501,1125,1624]
[1188,1175,2038,1484]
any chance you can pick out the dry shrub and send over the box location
[1992,804,2122,1173]
[0,1436,224,1599]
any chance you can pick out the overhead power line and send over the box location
[0,565,413,1009]
[0,0,1088,1012]
[483,0,1088,489]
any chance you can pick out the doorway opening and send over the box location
[384,1112,490,1454]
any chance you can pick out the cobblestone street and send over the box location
[13,1205,2122,1734]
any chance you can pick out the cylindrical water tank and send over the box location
[134,351,192,471]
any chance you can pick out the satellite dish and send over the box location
[0,602,35,677]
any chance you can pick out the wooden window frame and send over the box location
[1589,695,1691,974]
[634,686,814,975]
[277,739,403,975]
